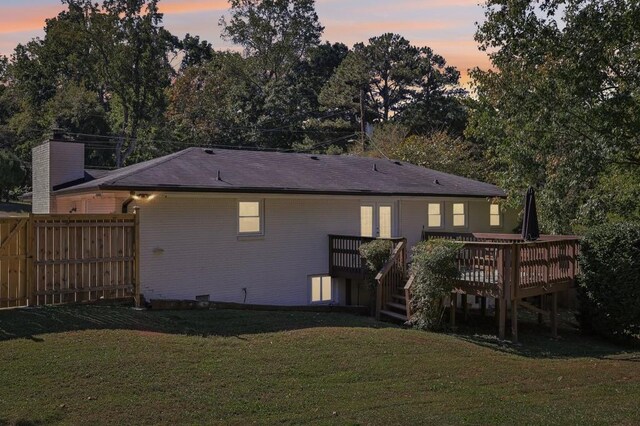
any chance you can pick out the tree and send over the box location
[355,33,421,122]
[467,0,640,233]
[166,52,260,148]
[354,124,487,180]
[178,34,214,72]
[67,0,179,166]
[320,33,466,136]
[0,150,26,202]
[214,0,332,150]
[391,132,486,180]
[43,82,113,166]
[295,42,349,112]
[4,0,179,167]
[318,51,371,125]
[220,0,324,81]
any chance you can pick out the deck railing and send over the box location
[515,239,580,298]
[410,232,582,341]
[375,240,407,320]
[328,235,405,279]
[421,231,581,299]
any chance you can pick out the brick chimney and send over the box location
[32,141,85,214]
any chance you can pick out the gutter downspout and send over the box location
[121,191,136,213]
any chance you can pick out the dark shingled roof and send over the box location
[53,147,506,198]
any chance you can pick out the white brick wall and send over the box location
[31,141,85,214]
[134,195,360,305]
[130,194,519,305]
[54,194,127,214]
[400,199,520,249]
[31,144,51,214]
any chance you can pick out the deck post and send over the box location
[538,295,544,325]
[498,296,506,340]
[461,294,468,321]
[511,299,518,343]
[449,293,456,328]
[375,281,382,320]
[550,292,558,338]
[481,296,487,317]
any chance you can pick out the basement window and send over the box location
[453,203,466,227]
[310,275,333,303]
[238,200,263,235]
[427,203,442,228]
[490,204,501,227]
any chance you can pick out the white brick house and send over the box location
[31,140,518,307]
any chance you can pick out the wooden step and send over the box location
[392,294,406,303]
[379,309,408,322]
[386,302,407,312]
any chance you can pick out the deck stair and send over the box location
[373,239,412,324]
[379,291,409,323]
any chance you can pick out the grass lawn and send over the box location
[0,305,638,425]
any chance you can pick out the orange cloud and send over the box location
[0,1,229,37]
[159,0,229,15]
[324,19,462,36]
[0,5,62,35]
[320,0,483,12]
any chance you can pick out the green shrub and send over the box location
[359,239,393,288]
[408,240,463,331]
[577,222,640,342]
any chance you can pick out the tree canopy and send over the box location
[467,0,640,232]
[320,33,466,134]
[4,0,633,238]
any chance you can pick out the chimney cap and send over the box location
[50,128,65,141]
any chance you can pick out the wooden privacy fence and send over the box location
[0,214,139,309]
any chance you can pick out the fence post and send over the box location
[133,207,141,308]
[26,214,36,306]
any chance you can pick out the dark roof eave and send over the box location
[55,183,505,199]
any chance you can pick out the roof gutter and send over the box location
[103,185,507,199]
[56,184,506,199]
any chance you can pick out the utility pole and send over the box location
[360,87,366,150]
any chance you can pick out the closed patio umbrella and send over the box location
[521,187,540,241]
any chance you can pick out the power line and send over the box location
[59,129,358,151]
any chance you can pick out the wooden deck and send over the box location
[329,232,581,342]
[328,235,405,279]
[421,231,580,300]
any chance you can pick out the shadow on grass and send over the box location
[0,304,394,343]
[448,311,639,360]
[0,417,60,426]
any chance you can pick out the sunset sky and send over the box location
[0,0,490,85]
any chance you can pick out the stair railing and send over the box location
[403,272,415,320]
[375,239,407,320]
